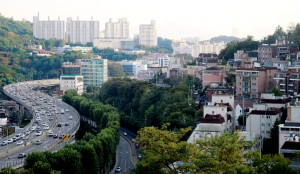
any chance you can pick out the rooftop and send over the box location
[200,114,225,124]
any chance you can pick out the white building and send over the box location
[158,56,170,67]
[66,17,99,44]
[77,57,108,88]
[105,18,129,39]
[60,75,84,95]
[246,105,282,139]
[93,38,133,50]
[187,114,226,143]
[33,14,65,40]
[54,45,93,53]
[139,20,157,46]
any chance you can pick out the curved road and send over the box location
[0,79,80,169]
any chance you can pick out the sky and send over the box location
[0,0,299,40]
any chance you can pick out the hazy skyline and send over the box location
[1,0,299,40]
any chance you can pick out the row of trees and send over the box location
[1,90,120,174]
[133,124,298,174]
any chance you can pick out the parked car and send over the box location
[115,167,121,172]
[16,140,24,146]
[1,141,7,146]
[36,140,43,145]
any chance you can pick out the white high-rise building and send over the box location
[66,17,99,44]
[139,20,157,46]
[33,14,65,40]
[105,18,129,39]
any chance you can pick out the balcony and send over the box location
[290,74,300,81]
[279,83,285,86]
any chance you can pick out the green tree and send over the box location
[271,88,282,96]
[32,161,52,174]
[0,167,17,174]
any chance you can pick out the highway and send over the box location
[0,79,80,169]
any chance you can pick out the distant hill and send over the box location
[209,35,243,43]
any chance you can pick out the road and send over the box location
[0,79,80,169]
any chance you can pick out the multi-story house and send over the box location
[76,57,107,88]
[60,75,84,95]
[202,66,225,87]
[235,67,277,98]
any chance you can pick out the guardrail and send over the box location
[1,79,80,169]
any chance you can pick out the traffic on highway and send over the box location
[0,80,80,169]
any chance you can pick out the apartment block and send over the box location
[139,20,157,46]
[105,18,129,39]
[202,67,225,87]
[235,67,277,98]
[76,57,107,88]
[66,17,99,44]
[33,14,65,40]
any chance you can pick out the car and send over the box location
[23,136,29,140]
[35,140,43,145]
[12,137,18,142]
[35,131,42,136]
[57,123,62,127]
[44,126,50,130]
[64,122,70,126]
[65,109,69,112]
[48,131,53,137]
[53,134,58,138]
[115,167,121,172]
[48,117,54,120]
[138,154,142,159]
[7,138,13,144]
[42,122,47,126]
[58,135,63,139]
[16,140,24,146]
[123,132,127,136]
[69,116,73,120]
[18,153,26,159]
[1,141,7,146]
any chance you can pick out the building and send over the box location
[258,44,277,62]
[119,61,147,76]
[139,20,157,46]
[246,106,282,138]
[33,14,65,40]
[59,75,84,95]
[93,38,134,50]
[274,70,300,96]
[77,57,108,88]
[54,45,93,53]
[62,62,81,75]
[187,114,226,143]
[235,67,277,98]
[66,17,99,44]
[202,66,225,87]
[105,18,129,39]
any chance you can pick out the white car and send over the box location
[16,140,24,146]
[7,138,13,144]
[44,126,50,130]
[35,131,42,136]
[65,109,69,112]
[123,132,127,136]
[1,141,7,146]
[42,122,47,126]
[48,130,53,136]
[115,167,121,172]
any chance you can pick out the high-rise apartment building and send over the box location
[66,17,99,44]
[105,18,129,39]
[76,57,107,88]
[139,20,157,46]
[33,14,65,40]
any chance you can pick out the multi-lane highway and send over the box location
[0,80,80,169]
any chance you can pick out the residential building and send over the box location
[246,106,282,138]
[66,17,99,44]
[202,66,225,87]
[62,62,81,75]
[76,57,107,88]
[33,14,65,40]
[235,67,277,98]
[195,53,220,68]
[105,18,129,39]
[274,70,300,96]
[139,20,157,46]
[59,75,84,95]
[187,114,226,143]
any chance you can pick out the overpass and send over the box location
[0,79,81,169]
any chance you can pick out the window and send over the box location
[262,123,265,126]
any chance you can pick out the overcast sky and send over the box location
[1,0,299,40]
